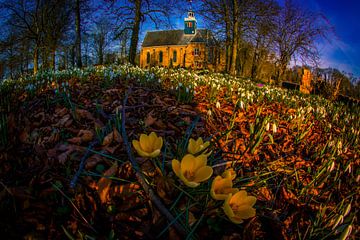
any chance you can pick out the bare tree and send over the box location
[0,0,44,74]
[75,0,82,68]
[42,0,73,70]
[273,0,331,83]
[199,0,280,76]
[73,0,92,68]
[92,18,112,65]
[0,0,73,73]
[104,0,174,65]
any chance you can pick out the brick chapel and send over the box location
[140,8,225,71]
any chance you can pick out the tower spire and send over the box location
[184,0,196,35]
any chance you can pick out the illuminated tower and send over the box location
[184,1,197,35]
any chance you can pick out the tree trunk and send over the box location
[222,0,231,72]
[277,63,287,84]
[75,0,82,68]
[50,47,56,70]
[33,46,39,75]
[70,46,75,67]
[129,0,141,65]
[99,44,103,64]
[229,0,239,76]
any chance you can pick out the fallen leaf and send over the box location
[102,132,113,146]
[55,107,68,117]
[154,119,167,129]
[113,183,140,198]
[19,129,30,143]
[78,129,94,142]
[85,154,104,169]
[257,187,273,201]
[75,109,95,121]
[103,145,120,154]
[67,137,82,145]
[57,114,72,127]
[145,111,157,127]
[97,163,118,204]
[102,128,122,145]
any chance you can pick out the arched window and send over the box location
[146,52,150,64]
[159,51,163,63]
[173,50,177,63]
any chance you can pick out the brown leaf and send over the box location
[188,211,197,227]
[113,183,140,198]
[85,154,104,169]
[145,111,157,127]
[32,112,45,127]
[57,114,72,127]
[58,149,72,164]
[281,186,298,204]
[101,145,117,154]
[102,128,122,145]
[154,119,167,129]
[55,107,68,117]
[182,116,191,125]
[257,187,273,201]
[112,128,122,143]
[56,145,82,164]
[19,129,30,143]
[67,137,82,145]
[75,109,95,121]
[78,130,94,142]
[97,163,118,204]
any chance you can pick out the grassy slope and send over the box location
[0,65,358,239]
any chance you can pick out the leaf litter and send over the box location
[0,70,358,239]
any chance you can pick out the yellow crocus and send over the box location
[172,154,213,188]
[210,175,238,200]
[132,132,163,158]
[221,168,236,180]
[187,137,210,155]
[223,191,256,224]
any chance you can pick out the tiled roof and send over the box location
[142,29,216,47]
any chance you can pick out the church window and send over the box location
[159,51,163,63]
[208,48,213,62]
[194,48,200,56]
[173,50,177,62]
[146,52,150,64]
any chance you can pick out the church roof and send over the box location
[142,29,216,47]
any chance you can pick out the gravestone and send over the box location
[300,68,312,94]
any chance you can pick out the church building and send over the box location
[140,9,225,71]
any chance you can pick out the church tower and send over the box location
[184,3,197,35]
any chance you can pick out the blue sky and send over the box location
[122,0,360,78]
[297,0,360,78]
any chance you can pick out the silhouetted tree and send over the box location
[273,0,331,83]
[105,0,174,65]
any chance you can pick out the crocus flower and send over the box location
[210,175,238,200]
[132,132,163,158]
[172,154,213,188]
[221,168,236,180]
[223,191,256,224]
[187,137,210,155]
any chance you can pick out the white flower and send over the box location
[272,123,277,133]
[216,101,221,108]
[239,101,244,109]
